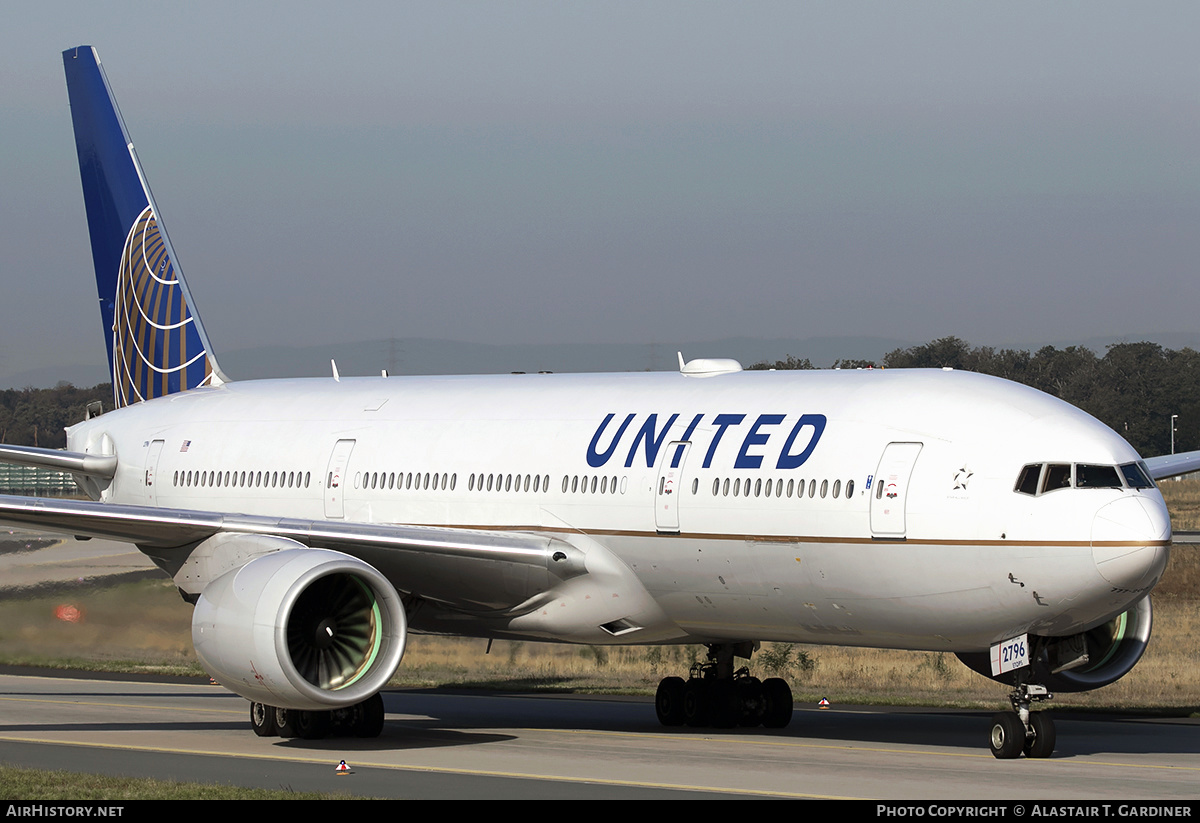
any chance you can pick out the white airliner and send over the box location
[1,46,1196,758]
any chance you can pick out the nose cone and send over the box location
[1092,495,1170,590]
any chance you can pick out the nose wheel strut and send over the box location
[989,681,1055,759]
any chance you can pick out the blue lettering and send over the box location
[775,414,827,469]
[587,413,635,468]
[670,413,704,467]
[735,414,785,469]
[702,414,746,468]
[588,411,826,470]
[625,413,680,468]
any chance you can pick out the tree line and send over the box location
[4,338,1200,460]
[751,337,1200,459]
[0,383,112,450]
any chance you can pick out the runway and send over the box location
[1,672,1198,799]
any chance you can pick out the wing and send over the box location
[0,444,116,479]
[1143,449,1200,481]
[0,493,584,613]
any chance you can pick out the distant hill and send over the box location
[6,332,1200,389]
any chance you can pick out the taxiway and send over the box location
[1,672,1198,799]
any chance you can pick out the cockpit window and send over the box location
[1015,464,1041,496]
[1120,462,1155,489]
[1041,464,1072,494]
[1076,464,1123,488]
[1015,461,1157,495]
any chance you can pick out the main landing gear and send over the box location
[989,681,1055,759]
[249,693,385,740]
[654,643,793,729]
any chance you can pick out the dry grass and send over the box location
[1,515,1198,711]
[1158,476,1200,531]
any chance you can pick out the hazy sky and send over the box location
[3,2,1198,380]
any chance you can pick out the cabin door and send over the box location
[324,439,356,519]
[870,442,923,538]
[143,439,165,505]
[655,441,691,533]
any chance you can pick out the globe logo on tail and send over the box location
[113,206,214,407]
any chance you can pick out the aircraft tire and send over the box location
[250,702,277,737]
[655,677,687,726]
[736,677,764,727]
[294,709,332,740]
[1024,712,1055,758]
[989,712,1025,759]
[761,678,793,729]
[683,680,711,727]
[709,681,740,728]
[354,693,386,738]
[274,707,297,738]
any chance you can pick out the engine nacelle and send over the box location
[192,540,407,710]
[957,596,1152,692]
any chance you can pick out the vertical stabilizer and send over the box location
[63,46,227,409]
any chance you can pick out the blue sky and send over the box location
[3,2,1198,381]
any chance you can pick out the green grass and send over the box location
[0,765,366,800]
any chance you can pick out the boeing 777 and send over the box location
[1,46,1195,758]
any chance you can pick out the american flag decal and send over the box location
[180,440,191,452]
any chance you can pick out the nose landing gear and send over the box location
[989,682,1055,759]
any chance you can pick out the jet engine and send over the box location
[957,596,1152,692]
[191,544,407,710]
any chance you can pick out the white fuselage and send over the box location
[67,367,1170,652]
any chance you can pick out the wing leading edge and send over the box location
[1144,449,1200,481]
[0,493,585,613]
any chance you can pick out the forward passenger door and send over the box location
[870,442,922,538]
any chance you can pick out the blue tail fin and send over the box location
[63,46,226,409]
